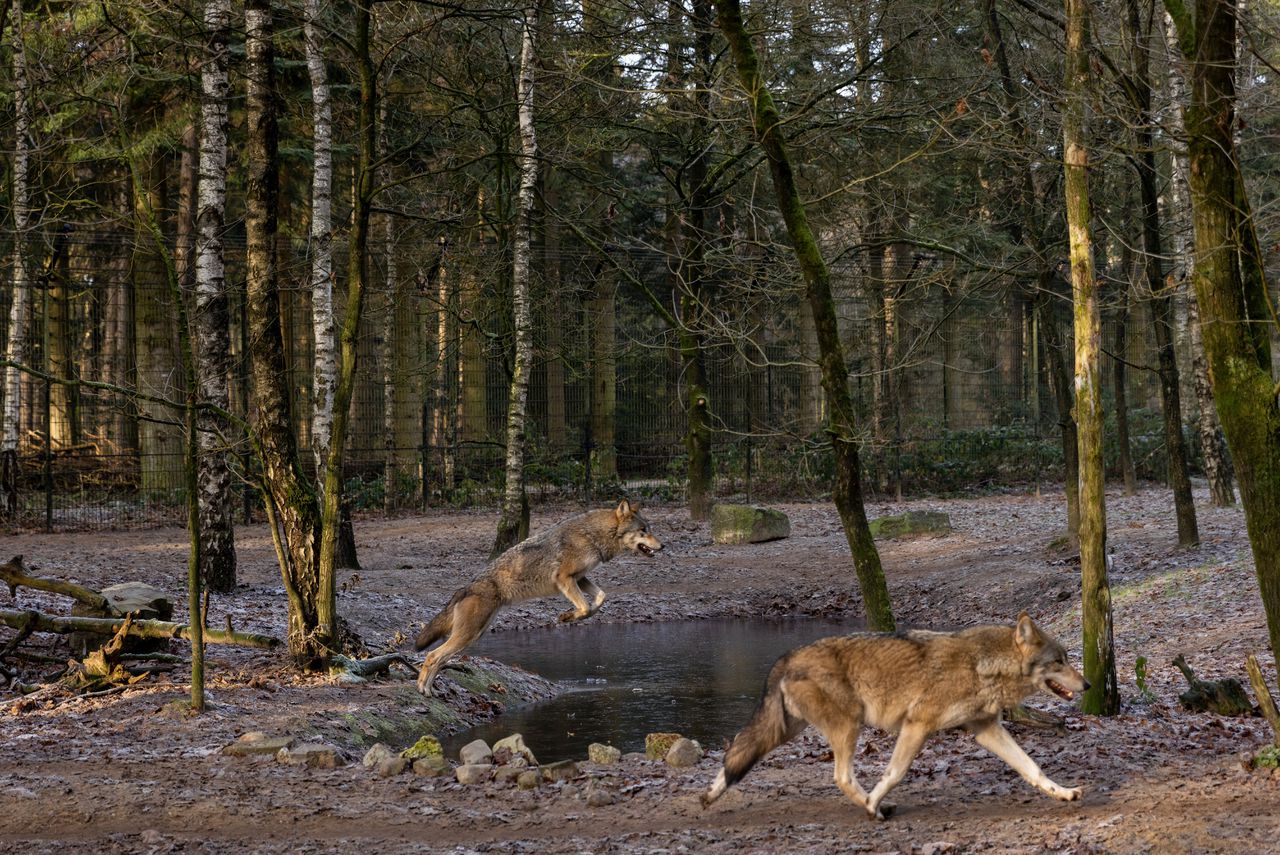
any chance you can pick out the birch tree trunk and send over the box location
[1164,0,1280,673]
[716,0,894,631]
[1064,0,1118,715]
[305,0,336,483]
[1,0,32,518]
[194,0,237,592]
[492,1,539,556]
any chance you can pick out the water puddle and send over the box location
[441,618,863,764]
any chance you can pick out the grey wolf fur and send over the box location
[702,612,1088,818]
[415,500,663,695]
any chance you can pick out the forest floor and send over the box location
[1,486,1278,853]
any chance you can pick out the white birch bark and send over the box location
[305,0,337,478]
[195,0,237,590]
[2,0,33,517]
[493,2,539,554]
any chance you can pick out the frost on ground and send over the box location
[1,486,1278,853]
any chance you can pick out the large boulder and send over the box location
[710,505,791,545]
[868,510,952,540]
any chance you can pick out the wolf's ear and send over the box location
[1015,611,1037,646]
[615,499,633,520]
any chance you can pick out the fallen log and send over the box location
[1245,654,1280,745]
[0,608,279,649]
[0,556,108,611]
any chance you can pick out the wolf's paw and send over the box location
[865,801,894,821]
[1055,786,1082,802]
[416,677,435,697]
[558,609,585,623]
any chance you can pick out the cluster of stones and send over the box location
[222,732,344,769]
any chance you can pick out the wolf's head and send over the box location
[1015,611,1089,702]
[613,499,663,557]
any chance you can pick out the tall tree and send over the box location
[1064,0,1118,714]
[194,0,237,592]
[2,0,32,519]
[1164,0,1280,672]
[1122,0,1198,546]
[492,1,539,556]
[716,0,894,631]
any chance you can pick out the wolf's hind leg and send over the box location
[826,722,873,811]
[970,720,1082,802]
[415,597,494,695]
[864,721,929,820]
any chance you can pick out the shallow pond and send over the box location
[440,618,863,764]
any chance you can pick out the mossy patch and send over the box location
[867,510,952,540]
[401,735,444,761]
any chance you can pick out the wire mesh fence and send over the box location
[0,230,1183,531]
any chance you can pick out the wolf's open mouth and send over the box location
[637,543,655,557]
[1047,679,1075,700]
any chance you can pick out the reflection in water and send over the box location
[440,618,863,764]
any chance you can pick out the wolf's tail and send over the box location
[414,586,470,651]
[702,655,800,807]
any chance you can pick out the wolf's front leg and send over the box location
[970,720,1082,802]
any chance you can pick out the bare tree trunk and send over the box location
[717,0,894,631]
[1064,0,1118,715]
[431,241,456,498]
[1112,281,1138,495]
[1,0,32,518]
[1040,293,1081,545]
[492,1,539,556]
[194,1,237,592]
[1186,290,1235,504]
[1165,0,1280,673]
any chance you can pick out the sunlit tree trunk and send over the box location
[194,0,237,592]
[716,0,894,631]
[1187,291,1235,505]
[492,1,539,556]
[1,0,32,518]
[1112,279,1138,495]
[1064,0,1118,715]
[1165,0,1280,673]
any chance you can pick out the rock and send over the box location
[664,738,703,768]
[99,582,174,620]
[276,742,343,769]
[412,756,451,777]
[541,759,580,782]
[494,765,529,785]
[455,763,493,785]
[710,504,791,545]
[516,770,541,790]
[400,735,443,761]
[458,738,493,766]
[867,510,952,540]
[584,783,615,807]
[645,732,682,760]
[362,743,397,768]
[223,733,296,758]
[587,743,622,764]
[376,758,408,778]
[493,733,537,767]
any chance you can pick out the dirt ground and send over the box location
[2,487,1279,854]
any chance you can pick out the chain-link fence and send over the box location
[1,230,1183,531]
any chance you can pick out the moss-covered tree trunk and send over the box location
[715,0,893,631]
[245,0,326,667]
[1064,0,1118,715]
[1165,0,1280,673]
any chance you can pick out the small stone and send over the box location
[455,763,493,785]
[584,784,616,807]
[459,738,493,766]
[276,742,343,769]
[362,743,397,768]
[516,770,540,790]
[494,765,527,785]
[376,757,408,778]
[223,734,296,757]
[710,504,791,544]
[400,735,443,761]
[645,732,682,760]
[412,756,451,777]
[588,743,622,765]
[664,737,703,768]
[493,733,538,767]
[541,759,580,782]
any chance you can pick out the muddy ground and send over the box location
[1,487,1278,854]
